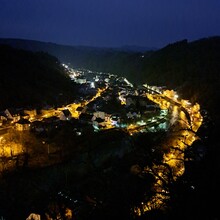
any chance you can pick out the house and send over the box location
[79,113,93,124]
[75,78,87,84]
[92,119,106,130]
[76,106,87,113]
[26,213,41,220]
[95,117,105,123]
[93,111,105,119]
[24,109,37,119]
[126,96,136,107]
[0,111,7,120]
[0,112,7,126]
[19,110,30,120]
[15,118,31,131]
[59,109,72,121]
[31,121,45,133]
[4,108,21,123]
[42,116,59,123]
[110,114,121,125]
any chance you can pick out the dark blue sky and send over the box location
[0,0,220,48]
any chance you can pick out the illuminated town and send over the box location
[0,64,203,219]
[1,0,220,217]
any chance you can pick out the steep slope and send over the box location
[0,38,152,83]
[139,37,220,118]
[0,44,76,110]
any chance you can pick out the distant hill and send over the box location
[0,44,76,110]
[0,37,220,119]
[114,45,157,52]
[1,37,220,220]
[0,38,155,53]
[138,37,220,120]
[0,38,154,82]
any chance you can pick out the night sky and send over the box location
[0,0,220,48]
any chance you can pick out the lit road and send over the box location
[134,88,203,216]
[0,81,203,215]
[126,116,167,135]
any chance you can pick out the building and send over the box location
[15,118,31,131]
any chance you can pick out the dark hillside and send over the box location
[135,37,220,220]
[0,38,153,83]
[0,37,220,219]
[139,37,220,119]
[0,44,76,110]
[1,37,219,119]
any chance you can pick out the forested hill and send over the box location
[0,38,154,84]
[0,45,76,110]
[140,37,220,119]
[1,37,220,118]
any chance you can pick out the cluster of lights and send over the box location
[133,88,203,216]
[0,66,203,217]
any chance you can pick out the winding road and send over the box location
[133,86,203,216]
